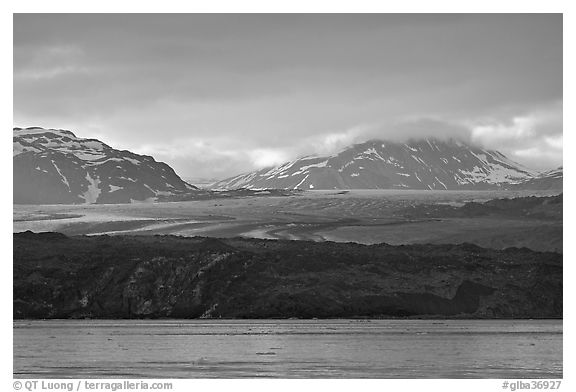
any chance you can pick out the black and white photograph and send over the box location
[9,7,568,388]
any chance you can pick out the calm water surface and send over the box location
[13,319,562,378]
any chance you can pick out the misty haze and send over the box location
[13,13,562,380]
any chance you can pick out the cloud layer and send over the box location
[14,14,562,178]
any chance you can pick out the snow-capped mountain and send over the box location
[14,127,197,204]
[212,138,540,191]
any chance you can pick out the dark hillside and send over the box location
[14,232,562,319]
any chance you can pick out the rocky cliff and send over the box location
[13,232,562,319]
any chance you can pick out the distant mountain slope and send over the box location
[508,167,563,191]
[13,127,197,204]
[212,138,538,190]
[403,194,563,221]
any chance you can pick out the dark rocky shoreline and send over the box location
[14,232,562,320]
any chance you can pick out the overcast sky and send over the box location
[14,14,562,179]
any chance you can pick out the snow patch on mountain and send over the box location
[51,160,70,190]
[82,173,101,203]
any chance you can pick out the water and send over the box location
[13,319,562,379]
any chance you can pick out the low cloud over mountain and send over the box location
[213,138,561,191]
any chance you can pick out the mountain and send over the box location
[212,138,539,190]
[13,127,198,204]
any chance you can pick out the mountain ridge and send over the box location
[212,138,561,191]
[13,127,198,204]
